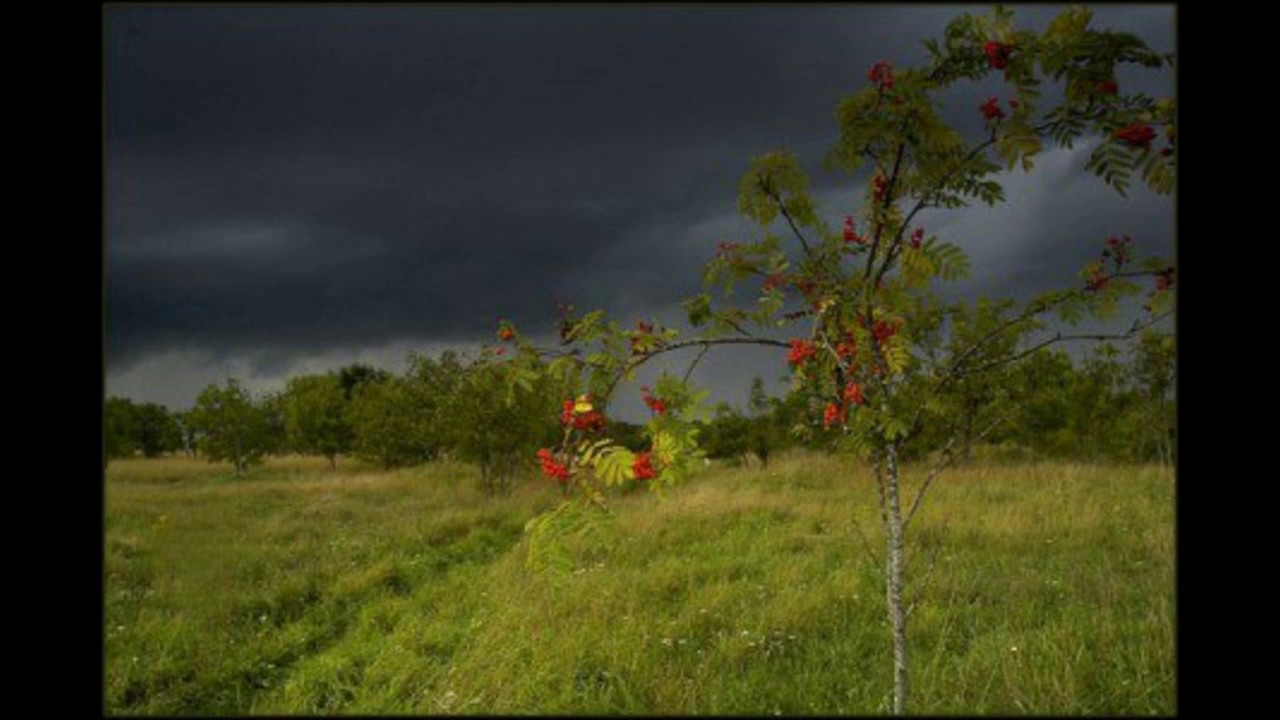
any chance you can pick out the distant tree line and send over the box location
[698,333,1175,466]
[105,354,575,494]
[105,330,1174,481]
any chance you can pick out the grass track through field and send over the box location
[105,453,1174,715]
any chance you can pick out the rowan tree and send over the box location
[494,7,1174,713]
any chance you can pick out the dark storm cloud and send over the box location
[105,4,1175,408]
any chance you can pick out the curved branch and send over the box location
[601,336,792,401]
[957,307,1173,379]
[760,182,815,258]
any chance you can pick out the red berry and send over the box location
[979,96,1005,121]
[867,61,894,91]
[823,402,846,428]
[536,448,569,482]
[983,40,1012,70]
[641,386,667,416]
[843,382,865,406]
[632,451,656,480]
[1113,123,1157,149]
[788,339,817,366]
[872,319,900,343]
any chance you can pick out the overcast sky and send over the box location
[105,4,1176,418]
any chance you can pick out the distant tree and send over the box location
[1130,330,1175,465]
[132,402,183,458]
[445,351,563,496]
[1004,348,1077,458]
[703,403,752,465]
[257,391,289,456]
[746,377,775,467]
[190,379,273,475]
[336,363,392,401]
[346,376,434,469]
[1072,344,1136,461]
[283,373,352,468]
[173,409,200,457]
[405,351,468,459]
[105,396,138,461]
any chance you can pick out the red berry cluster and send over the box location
[1086,270,1109,292]
[632,451,656,480]
[640,385,667,416]
[562,398,606,432]
[1097,79,1119,95]
[872,175,889,203]
[983,40,1014,70]
[823,402,847,429]
[792,277,817,301]
[630,320,654,355]
[843,381,865,406]
[836,338,857,361]
[979,96,1005,122]
[788,339,817,366]
[536,448,569,482]
[497,320,515,341]
[762,273,786,292]
[843,215,867,245]
[872,319,900,344]
[1114,123,1156,149]
[910,227,924,249]
[867,61,894,92]
[1102,235,1132,269]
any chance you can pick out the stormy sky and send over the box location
[105,4,1176,417]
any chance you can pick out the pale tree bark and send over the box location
[882,441,909,715]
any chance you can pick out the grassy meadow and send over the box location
[104,452,1175,715]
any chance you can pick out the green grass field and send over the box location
[105,452,1174,715]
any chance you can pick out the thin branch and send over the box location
[905,517,949,619]
[904,414,1007,530]
[871,455,889,528]
[681,345,712,384]
[849,511,885,580]
[957,308,1173,379]
[760,181,815,257]
[598,336,791,400]
[862,141,908,287]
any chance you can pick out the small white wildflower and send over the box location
[662,638,673,646]
[1010,646,1019,653]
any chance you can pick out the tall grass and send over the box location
[105,452,1174,714]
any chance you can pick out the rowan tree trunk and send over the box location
[883,441,909,715]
